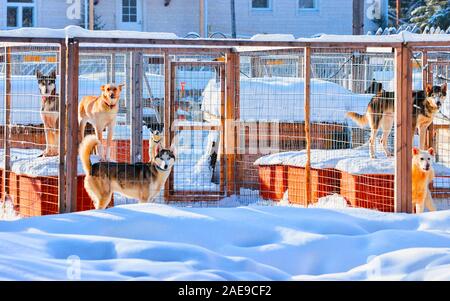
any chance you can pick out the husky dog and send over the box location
[149,129,163,162]
[37,70,59,157]
[78,83,124,161]
[412,147,436,213]
[79,135,175,209]
[347,80,447,158]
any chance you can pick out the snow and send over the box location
[250,34,296,41]
[2,27,450,45]
[0,25,178,40]
[0,203,449,280]
[309,194,349,209]
[254,140,450,176]
[202,77,373,122]
[0,148,101,177]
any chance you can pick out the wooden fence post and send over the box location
[163,52,171,201]
[59,42,67,213]
[225,52,238,196]
[395,45,413,213]
[304,47,312,206]
[130,52,143,163]
[66,38,79,212]
[3,47,11,197]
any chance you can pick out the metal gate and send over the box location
[165,60,226,202]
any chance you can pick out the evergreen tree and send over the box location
[410,0,450,29]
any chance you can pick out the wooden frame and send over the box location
[130,52,144,163]
[1,34,449,214]
[166,60,226,201]
[304,47,312,205]
[3,47,11,197]
[394,45,413,213]
[58,42,67,213]
[65,38,80,212]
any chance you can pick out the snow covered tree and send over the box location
[410,0,450,29]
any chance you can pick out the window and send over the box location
[122,0,137,22]
[252,0,271,10]
[7,0,35,28]
[299,0,318,10]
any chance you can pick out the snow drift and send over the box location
[0,203,449,280]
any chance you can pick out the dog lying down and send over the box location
[79,134,176,210]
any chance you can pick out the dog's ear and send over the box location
[412,147,420,156]
[49,69,57,79]
[375,82,383,94]
[426,84,433,96]
[428,147,435,156]
[117,83,125,91]
[100,85,106,92]
[36,69,43,79]
[441,83,447,96]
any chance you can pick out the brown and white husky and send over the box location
[79,134,175,210]
[347,81,446,158]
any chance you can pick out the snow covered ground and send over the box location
[0,202,449,280]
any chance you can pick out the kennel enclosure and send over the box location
[1,28,450,216]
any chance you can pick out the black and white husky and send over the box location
[36,69,59,157]
[79,134,176,209]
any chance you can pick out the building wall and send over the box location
[143,0,200,36]
[35,0,79,29]
[0,0,386,36]
[0,2,5,29]
[209,0,353,37]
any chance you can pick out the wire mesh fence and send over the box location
[0,44,63,217]
[0,35,449,217]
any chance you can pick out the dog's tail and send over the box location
[79,134,99,176]
[346,111,368,127]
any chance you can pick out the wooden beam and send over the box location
[125,52,132,124]
[167,63,176,198]
[219,65,226,195]
[66,39,80,212]
[111,53,116,84]
[130,52,143,163]
[304,47,312,206]
[58,42,67,213]
[395,45,413,213]
[225,53,238,195]
[163,52,171,201]
[3,47,11,197]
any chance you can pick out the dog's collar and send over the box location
[103,99,117,109]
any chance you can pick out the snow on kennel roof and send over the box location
[201,77,373,122]
[0,25,178,40]
[2,26,450,47]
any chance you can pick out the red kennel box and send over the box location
[430,176,450,199]
[102,140,150,163]
[3,171,111,217]
[340,172,394,212]
[258,165,288,201]
[287,166,341,206]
